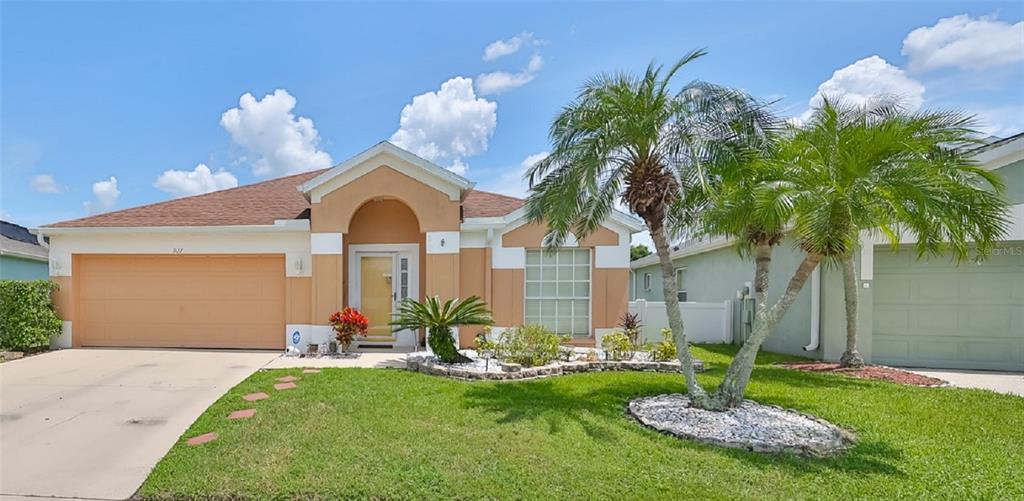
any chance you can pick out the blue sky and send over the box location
[2,1,1022,244]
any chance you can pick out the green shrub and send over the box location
[649,328,678,361]
[495,325,564,367]
[0,280,62,352]
[601,331,635,361]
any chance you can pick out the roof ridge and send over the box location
[43,168,328,228]
[468,188,524,202]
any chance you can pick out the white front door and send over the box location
[348,244,418,343]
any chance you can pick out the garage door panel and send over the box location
[872,244,1023,371]
[76,255,284,349]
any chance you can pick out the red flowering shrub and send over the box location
[329,307,369,348]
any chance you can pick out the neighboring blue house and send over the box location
[631,133,1024,371]
[0,220,49,280]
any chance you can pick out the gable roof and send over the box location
[298,141,474,197]
[40,169,524,229]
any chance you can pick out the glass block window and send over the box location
[525,249,590,337]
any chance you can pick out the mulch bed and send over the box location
[780,362,948,387]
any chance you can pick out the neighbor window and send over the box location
[525,249,590,337]
[676,267,688,302]
[643,272,652,291]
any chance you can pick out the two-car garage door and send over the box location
[76,255,284,349]
[872,245,1023,371]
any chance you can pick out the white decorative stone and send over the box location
[628,394,855,457]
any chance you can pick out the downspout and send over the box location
[803,266,821,351]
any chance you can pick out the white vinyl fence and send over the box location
[629,299,733,344]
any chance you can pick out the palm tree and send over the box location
[782,97,1011,368]
[390,296,493,363]
[695,97,1010,408]
[524,50,777,408]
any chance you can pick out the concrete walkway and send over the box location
[0,349,279,500]
[906,368,1024,397]
[263,351,409,369]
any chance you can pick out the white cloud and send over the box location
[476,54,544,95]
[483,32,537,61]
[390,77,497,174]
[220,89,333,177]
[30,174,63,194]
[476,151,549,198]
[902,14,1024,72]
[154,163,238,198]
[84,176,120,214]
[973,104,1024,138]
[802,56,925,120]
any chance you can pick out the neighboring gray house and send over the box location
[0,220,49,280]
[631,132,1024,371]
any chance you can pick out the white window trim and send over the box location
[523,248,592,338]
[643,272,652,291]
[676,267,688,302]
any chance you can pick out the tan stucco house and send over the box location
[36,142,641,351]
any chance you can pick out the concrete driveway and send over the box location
[0,348,279,500]
[907,368,1024,397]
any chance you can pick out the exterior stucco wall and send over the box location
[311,166,460,233]
[631,238,817,357]
[0,255,49,280]
[43,229,310,349]
[489,221,632,342]
[994,159,1024,204]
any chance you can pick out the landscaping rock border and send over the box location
[627,393,856,457]
[407,356,705,381]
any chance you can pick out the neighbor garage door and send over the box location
[872,244,1023,371]
[76,255,284,349]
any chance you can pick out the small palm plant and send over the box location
[390,296,492,363]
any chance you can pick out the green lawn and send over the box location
[139,346,1023,500]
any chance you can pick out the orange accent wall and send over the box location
[458,248,488,346]
[592,268,630,328]
[346,199,421,244]
[313,254,342,323]
[50,276,73,322]
[426,253,459,300]
[286,277,312,324]
[311,166,460,233]
[491,268,524,327]
[502,222,619,248]
[73,254,284,349]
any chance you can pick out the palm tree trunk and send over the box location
[839,255,865,368]
[705,251,823,410]
[648,224,708,406]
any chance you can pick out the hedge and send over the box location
[0,279,63,352]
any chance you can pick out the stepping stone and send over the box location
[187,432,218,446]
[243,392,269,402]
[276,375,300,383]
[302,369,320,374]
[274,382,297,391]
[228,409,256,420]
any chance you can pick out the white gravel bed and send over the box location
[628,394,855,457]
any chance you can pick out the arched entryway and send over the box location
[344,198,423,345]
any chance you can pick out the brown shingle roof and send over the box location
[461,189,524,218]
[44,170,524,228]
